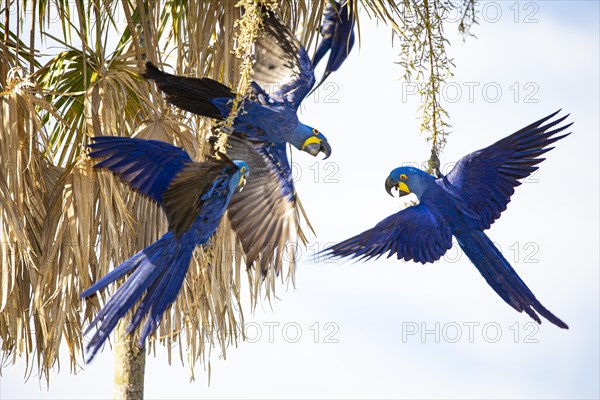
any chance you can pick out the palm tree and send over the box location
[0,0,476,397]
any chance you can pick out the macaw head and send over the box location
[293,123,332,159]
[385,166,435,198]
[232,160,250,192]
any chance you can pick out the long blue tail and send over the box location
[81,233,193,361]
[455,230,568,329]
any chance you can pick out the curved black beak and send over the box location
[385,176,397,197]
[320,140,332,159]
[303,140,332,159]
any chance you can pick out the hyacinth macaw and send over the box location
[323,111,571,329]
[142,8,323,273]
[142,8,331,159]
[311,0,356,92]
[80,136,249,360]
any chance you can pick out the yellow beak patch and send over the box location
[397,181,410,194]
[302,136,321,150]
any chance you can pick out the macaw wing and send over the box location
[89,136,192,204]
[162,157,238,237]
[225,136,304,275]
[323,203,453,264]
[252,8,315,109]
[444,111,572,230]
[312,1,355,91]
[312,1,340,68]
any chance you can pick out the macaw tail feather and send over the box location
[455,230,568,329]
[81,233,193,361]
[142,61,233,120]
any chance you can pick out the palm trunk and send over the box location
[113,319,146,399]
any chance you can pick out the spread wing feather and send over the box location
[444,110,572,230]
[89,136,192,204]
[323,204,453,264]
[225,136,306,275]
[252,8,315,109]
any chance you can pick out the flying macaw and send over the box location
[80,136,249,360]
[311,0,356,92]
[142,8,331,159]
[142,8,325,274]
[323,111,571,329]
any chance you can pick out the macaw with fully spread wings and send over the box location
[80,137,249,360]
[323,111,571,329]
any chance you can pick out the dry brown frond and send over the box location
[0,73,65,381]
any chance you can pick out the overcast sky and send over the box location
[2,1,599,399]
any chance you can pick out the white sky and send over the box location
[1,1,599,399]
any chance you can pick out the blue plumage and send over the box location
[81,137,249,361]
[257,143,295,200]
[142,8,331,160]
[89,137,192,203]
[141,8,326,275]
[323,111,571,328]
[311,1,356,92]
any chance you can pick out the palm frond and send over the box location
[0,74,63,381]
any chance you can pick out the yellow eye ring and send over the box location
[400,174,407,181]
[240,166,247,173]
[312,128,319,135]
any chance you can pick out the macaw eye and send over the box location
[240,166,247,173]
[400,174,407,181]
[312,128,319,135]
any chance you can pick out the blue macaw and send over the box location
[323,111,571,328]
[311,1,356,92]
[142,8,331,159]
[142,8,323,274]
[80,137,249,360]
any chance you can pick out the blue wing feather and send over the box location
[258,143,294,200]
[251,8,316,109]
[312,37,332,69]
[312,2,338,68]
[443,110,572,230]
[224,137,299,274]
[89,137,192,204]
[311,1,356,91]
[323,203,453,264]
